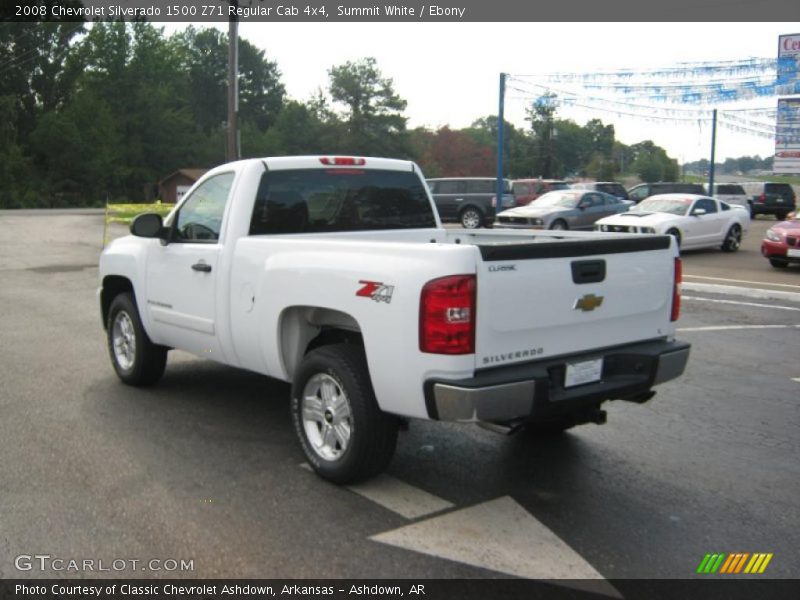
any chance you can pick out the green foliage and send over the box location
[1,24,687,208]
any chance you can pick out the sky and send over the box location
[166,21,800,163]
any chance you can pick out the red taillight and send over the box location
[420,275,476,355]
[671,257,682,322]
[758,193,766,203]
[319,156,366,166]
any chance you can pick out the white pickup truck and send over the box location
[99,156,690,483]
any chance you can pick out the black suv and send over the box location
[627,182,705,204]
[741,182,797,219]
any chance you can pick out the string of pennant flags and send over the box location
[506,55,800,143]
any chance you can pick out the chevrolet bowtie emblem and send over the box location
[574,294,604,312]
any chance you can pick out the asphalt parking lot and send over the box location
[1,210,798,585]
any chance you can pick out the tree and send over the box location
[327,57,410,156]
[177,27,285,135]
[410,126,494,177]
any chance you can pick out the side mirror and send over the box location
[130,212,167,240]
[691,208,707,217]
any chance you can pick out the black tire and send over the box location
[721,224,742,252]
[106,292,167,386]
[769,258,788,269]
[291,344,398,484]
[460,207,483,229]
[667,228,682,248]
[550,219,568,231]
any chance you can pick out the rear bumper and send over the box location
[751,202,795,216]
[424,338,690,423]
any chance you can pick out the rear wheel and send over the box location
[460,207,483,229]
[106,292,167,386]
[769,258,788,268]
[291,344,398,484]
[550,219,568,231]
[776,211,788,221]
[721,224,742,252]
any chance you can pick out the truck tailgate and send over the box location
[474,236,677,370]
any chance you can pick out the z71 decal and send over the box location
[356,280,394,304]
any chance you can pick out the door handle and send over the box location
[191,262,212,273]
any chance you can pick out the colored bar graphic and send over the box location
[710,553,726,573]
[744,554,760,574]
[719,554,736,573]
[696,554,712,574]
[698,552,773,575]
[734,553,749,573]
[759,553,773,573]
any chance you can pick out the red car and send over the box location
[762,214,800,268]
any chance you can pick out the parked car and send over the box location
[627,182,705,204]
[705,183,748,208]
[571,181,630,200]
[510,178,569,206]
[595,194,750,251]
[761,216,800,268]
[426,177,514,228]
[740,181,797,219]
[495,190,633,230]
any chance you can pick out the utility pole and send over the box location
[227,5,239,162]
[708,109,717,194]
[496,73,506,215]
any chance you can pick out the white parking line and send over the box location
[684,274,800,291]
[372,496,620,595]
[682,282,800,303]
[347,474,454,519]
[678,324,800,332]
[683,295,800,312]
[299,464,454,519]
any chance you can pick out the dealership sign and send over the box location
[775,34,800,174]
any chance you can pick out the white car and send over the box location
[595,194,750,251]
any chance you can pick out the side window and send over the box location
[438,180,465,194]
[467,180,493,194]
[603,194,618,205]
[426,181,438,194]
[693,198,718,214]
[173,173,235,242]
[629,186,647,201]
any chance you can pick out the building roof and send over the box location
[159,169,208,185]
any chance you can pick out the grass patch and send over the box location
[105,202,173,224]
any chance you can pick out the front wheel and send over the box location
[550,219,568,231]
[460,207,483,229]
[107,292,167,386]
[291,344,398,484]
[721,224,742,252]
